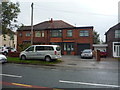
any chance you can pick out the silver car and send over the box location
[81,49,93,59]
[0,54,7,63]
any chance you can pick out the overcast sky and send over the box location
[10,0,120,41]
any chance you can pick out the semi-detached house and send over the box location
[105,23,120,57]
[17,19,93,55]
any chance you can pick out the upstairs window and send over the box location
[35,31,44,37]
[115,30,120,38]
[41,31,44,37]
[35,31,41,37]
[79,30,89,37]
[67,30,72,37]
[19,33,22,37]
[50,30,62,37]
[26,32,30,37]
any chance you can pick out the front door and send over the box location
[64,43,74,55]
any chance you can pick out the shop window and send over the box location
[64,43,74,51]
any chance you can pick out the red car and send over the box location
[100,50,107,57]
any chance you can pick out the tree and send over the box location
[93,30,100,44]
[2,1,20,38]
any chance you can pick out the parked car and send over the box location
[80,49,93,59]
[0,54,7,63]
[20,45,62,62]
[0,46,8,55]
[0,46,16,55]
[6,47,17,52]
[99,50,107,58]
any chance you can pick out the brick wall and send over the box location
[17,28,93,55]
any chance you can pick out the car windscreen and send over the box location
[56,47,61,51]
[83,50,91,53]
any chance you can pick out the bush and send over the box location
[8,52,20,57]
[18,43,31,52]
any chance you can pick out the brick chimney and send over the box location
[50,18,53,23]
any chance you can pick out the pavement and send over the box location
[53,55,119,70]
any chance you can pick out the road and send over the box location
[1,63,119,89]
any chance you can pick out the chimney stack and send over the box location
[50,18,53,23]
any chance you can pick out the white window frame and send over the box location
[113,42,120,57]
[41,31,44,37]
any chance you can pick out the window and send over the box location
[41,31,44,37]
[56,47,61,51]
[19,33,22,37]
[26,46,34,52]
[64,43,74,51]
[35,31,44,37]
[115,30,120,38]
[79,30,89,36]
[36,46,44,51]
[67,30,72,37]
[35,31,41,37]
[26,32,30,37]
[44,46,54,50]
[50,30,62,37]
[36,46,54,51]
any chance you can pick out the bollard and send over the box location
[96,50,101,61]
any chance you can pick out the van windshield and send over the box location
[56,47,61,51]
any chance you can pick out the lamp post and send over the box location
[31,3,33,45]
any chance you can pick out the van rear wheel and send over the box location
[45,56,51,62]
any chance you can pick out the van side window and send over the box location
[26,46,34,52]
[36,46,54,51]
[36,46,44,51]
[45,46,54,51]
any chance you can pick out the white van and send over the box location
[20,45,61,61]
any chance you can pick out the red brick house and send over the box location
[17,19,93,55]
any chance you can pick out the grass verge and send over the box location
[7,57,62,66]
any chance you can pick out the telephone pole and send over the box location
[31,3,33,45]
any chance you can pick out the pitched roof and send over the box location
[17,26,31,31]
[105,23,120,34]
[18,20,74,31]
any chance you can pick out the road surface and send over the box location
[1,63,119,89]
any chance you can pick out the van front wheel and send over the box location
[45,56,51,62]
[21,55,26,60]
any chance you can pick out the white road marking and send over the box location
[0,74,22,78]
[59,80,120,88]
